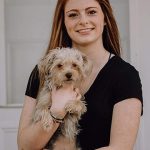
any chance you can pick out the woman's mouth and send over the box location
[76,28,94,34]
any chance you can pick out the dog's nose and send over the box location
[65,72,72,79]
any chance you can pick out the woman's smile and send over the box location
[76,27,95,35]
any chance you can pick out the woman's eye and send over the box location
[88,10,97,15]
[68,13,78,18]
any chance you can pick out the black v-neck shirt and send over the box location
[25,56,143,150]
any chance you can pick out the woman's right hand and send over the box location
[50,83,79,119]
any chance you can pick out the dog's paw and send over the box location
[65,100,87,115]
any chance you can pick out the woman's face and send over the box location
[64,0,105,47]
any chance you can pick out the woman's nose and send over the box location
[79,14,89,25]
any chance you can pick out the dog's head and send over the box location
[38,47,92,87]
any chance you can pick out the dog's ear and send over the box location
[82,54,93,76]
[38,49,58,83]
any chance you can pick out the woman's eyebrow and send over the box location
[66,9,78,13]
[66,7,98,13]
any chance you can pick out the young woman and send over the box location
[17,0,143,150]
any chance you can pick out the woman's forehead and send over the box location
[65,0,100,12]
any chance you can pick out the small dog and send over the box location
[32,47,92,149]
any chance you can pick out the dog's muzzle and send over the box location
[65,72,72,80]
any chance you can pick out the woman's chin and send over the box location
[73,38,98,46]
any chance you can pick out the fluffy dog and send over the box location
[32,47,92,149]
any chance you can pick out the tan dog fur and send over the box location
[32,47,92,149]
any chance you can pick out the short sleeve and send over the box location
[25,65,40,99]
[113,66,143,114]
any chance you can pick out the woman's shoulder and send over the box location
[28,64,40,82]
[25,65,40,99]
[29,64,40,85]
[111,56,143,109]
[31,64,39,75]
[111,56,139,75]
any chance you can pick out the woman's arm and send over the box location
[17,96,60,150]
[96,98,142,150]
[17,84,78,150]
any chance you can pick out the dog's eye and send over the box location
[72,63,77,67]
[57,64,63,68]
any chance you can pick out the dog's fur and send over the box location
[32,47,92,149]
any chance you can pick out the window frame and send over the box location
[0,0,7,106]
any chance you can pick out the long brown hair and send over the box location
[46,0,121,56]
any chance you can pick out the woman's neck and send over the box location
[72,41,109,68]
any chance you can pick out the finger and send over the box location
[74,88,80,94]
[76,93,82,100]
